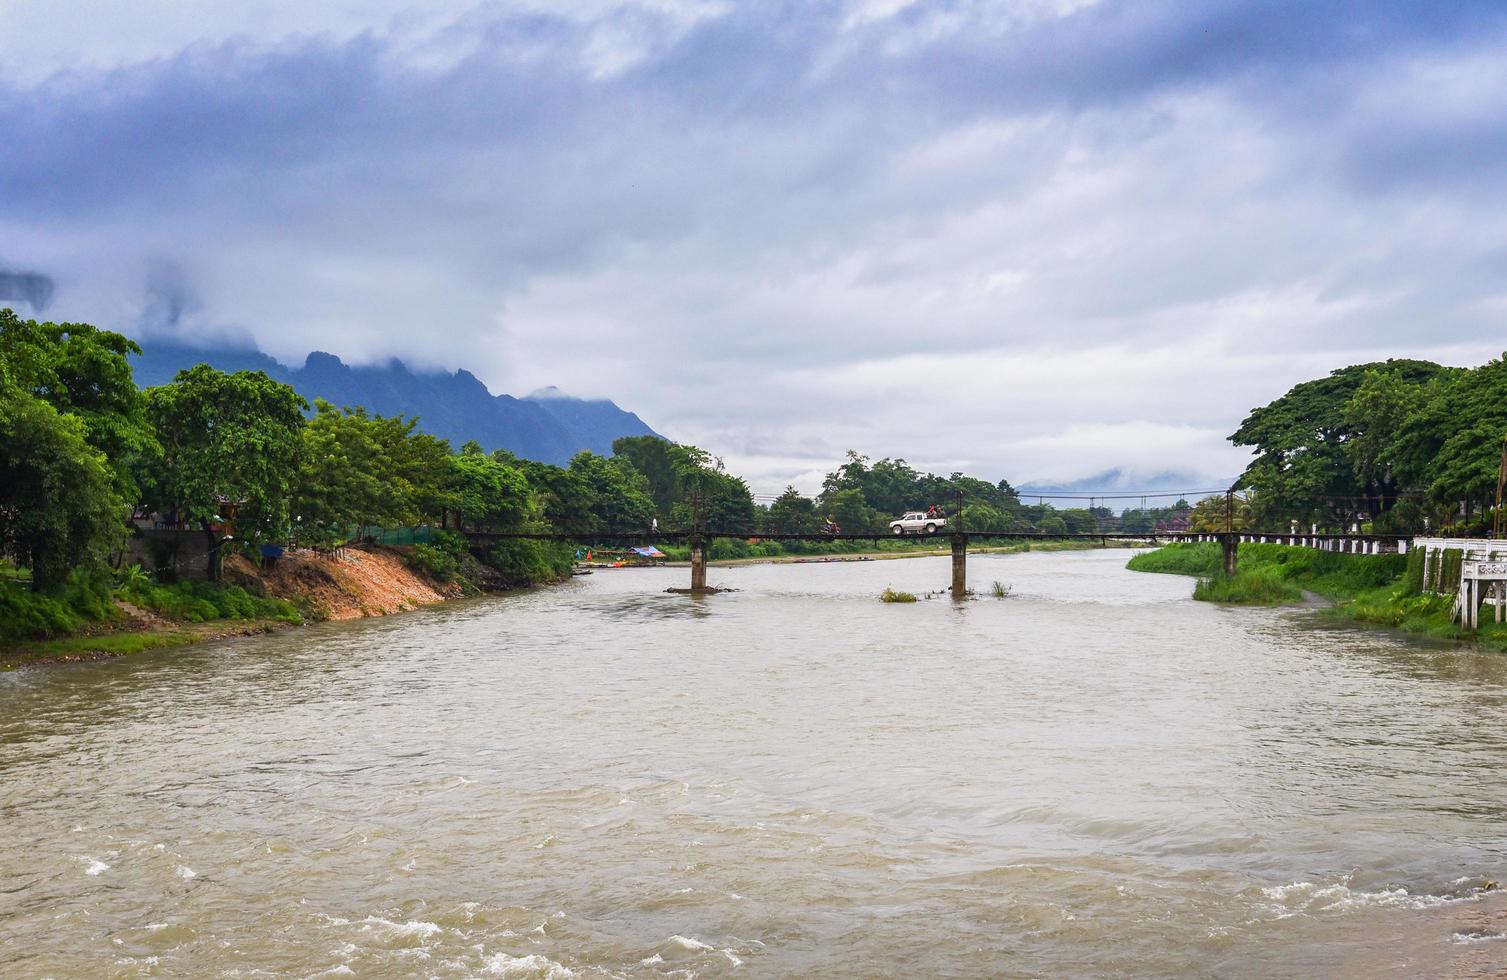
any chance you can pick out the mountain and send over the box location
[130,342,663,465]
[1016,469,1236,509]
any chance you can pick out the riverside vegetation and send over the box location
[1128,542,1507,651]
[0,307,1116,661]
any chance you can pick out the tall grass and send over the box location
[1125,543,1222,576]
[1192,567,1303,605]
[121,580,301,624]
[1128,540,1507,650]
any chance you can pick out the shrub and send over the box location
[407,543,460,582]
[880,587,918,603]
[0,583,84,642]
[121,580,300,624]
[488,539,575,586]
[115,564,151,590]
[0,570,120,643]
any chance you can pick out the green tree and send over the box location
[1059,508,1097,534]
[1231,359,1449,529]
[295,400,410,537]
[507,454,595,533]
[447,452,530,530]
[672,468,757,532]
[1037,515,1067,536]
[371,413,453,524]
[611,435,681,515]
[145,366,308,580]
[764,487,820,533]
[0,390,127,590]
[0,307,158,500]
[1186,494,1251,532]
[824,487,878,534]
[1393,354,1507,518]
[568,451,657,532]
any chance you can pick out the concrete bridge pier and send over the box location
[1219,533,1238,576]
[951,533,968,599]
[690,534,708,591]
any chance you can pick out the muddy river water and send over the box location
[3,550,1506,977]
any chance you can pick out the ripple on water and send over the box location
[4,552,1507,978]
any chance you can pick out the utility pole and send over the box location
[1222,486,1238,577]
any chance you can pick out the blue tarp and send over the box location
[630,546,666,558]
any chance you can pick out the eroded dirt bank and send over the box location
[226,545,463,621]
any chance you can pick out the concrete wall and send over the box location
[120,529,214,581]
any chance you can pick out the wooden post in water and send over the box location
[951,533,967,599]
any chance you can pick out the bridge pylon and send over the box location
[690,533,709,592]
[951,533,968,599]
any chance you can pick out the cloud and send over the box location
[2,0,1505,492]
[0,269,54,311]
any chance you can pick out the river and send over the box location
[3,549,1506,978]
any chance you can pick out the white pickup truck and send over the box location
[889,511,946,535]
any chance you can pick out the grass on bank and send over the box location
[1128,541,1507,650]
[120,579,301,625]
[1,564,301,655]
[3,631,201,669]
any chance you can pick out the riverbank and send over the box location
[0,545,475,671]
[1128,542,1507,651]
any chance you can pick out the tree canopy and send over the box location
[146,365,308,576]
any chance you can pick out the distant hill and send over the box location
[131,342,663,465]
[1017,469,1236,509]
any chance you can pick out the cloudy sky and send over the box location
[3,1,1506,494]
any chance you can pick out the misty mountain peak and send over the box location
[130,342,662,464]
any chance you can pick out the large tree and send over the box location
[1230,359,1450,529]
[1392,354,1507,520]
[447,452,530,531]
[146,365,308,580]
[0,307,157,501]
[567,451,657,533]
[763,487,820,534]
[0,390,126,590]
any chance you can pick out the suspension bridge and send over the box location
[460,525,1414,598]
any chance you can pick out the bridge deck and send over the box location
[461,529,1411,544]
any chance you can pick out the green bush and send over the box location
[57,569,119,622]
[0,584,85,642]
[0,570,120,643]
[880,587,918,603]
[488,539,575,586]
[407,543,460,582]
[121,580,300,624]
